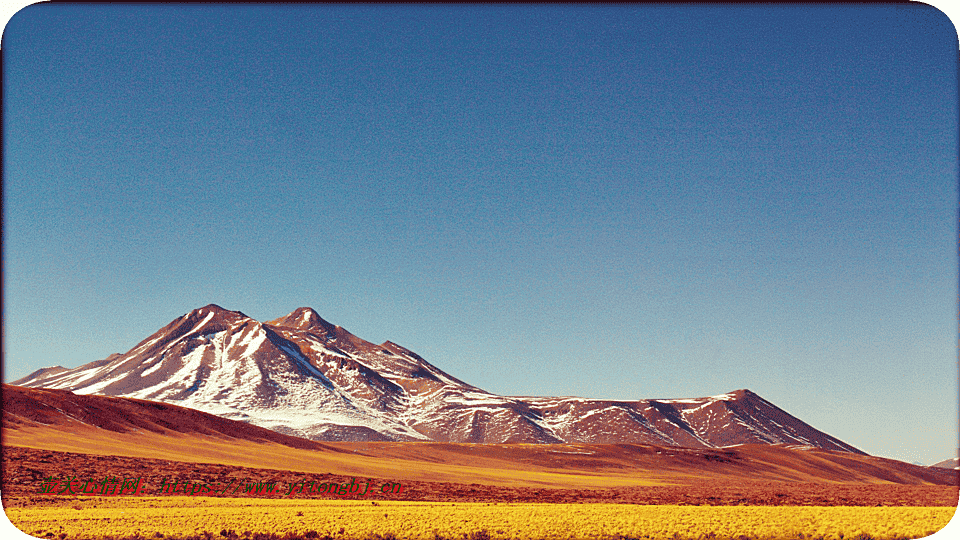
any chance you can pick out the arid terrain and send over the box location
[3,384,957,539]
[2,446,956,508]
[3,388,957,514]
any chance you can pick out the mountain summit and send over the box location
[13,305,864,453]
[267,307,337,333]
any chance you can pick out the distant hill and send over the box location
[931,457,958,470]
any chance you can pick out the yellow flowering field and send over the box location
[5,498,954,540]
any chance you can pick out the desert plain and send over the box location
[2,385,956,540]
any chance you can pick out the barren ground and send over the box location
[3,446,956,508]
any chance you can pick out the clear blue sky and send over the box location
[3,4,957,464]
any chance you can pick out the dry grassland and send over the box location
[3,424,663,490]
[6,424,954,491]
[5,394,956,540]
[6,497,955,540]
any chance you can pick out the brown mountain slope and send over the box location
[1,384,350,453]
[2,384,952,490]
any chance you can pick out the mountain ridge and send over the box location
[13,304,865,454]
[6,385,955,492]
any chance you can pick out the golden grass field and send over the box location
[5,497,955,540]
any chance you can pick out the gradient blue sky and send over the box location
[3,4,957,464]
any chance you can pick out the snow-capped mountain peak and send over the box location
[12,305,866,452]
[268,307,334,332]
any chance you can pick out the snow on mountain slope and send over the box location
[519,390,863,453]
[12,304,865,453]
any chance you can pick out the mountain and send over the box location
[12,304,864,453]
[932,457,959,470]
[6,386,954,496]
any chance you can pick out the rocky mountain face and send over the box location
[13,304,864,454]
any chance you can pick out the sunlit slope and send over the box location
[3,384,952,489]
[3,419,663,489]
